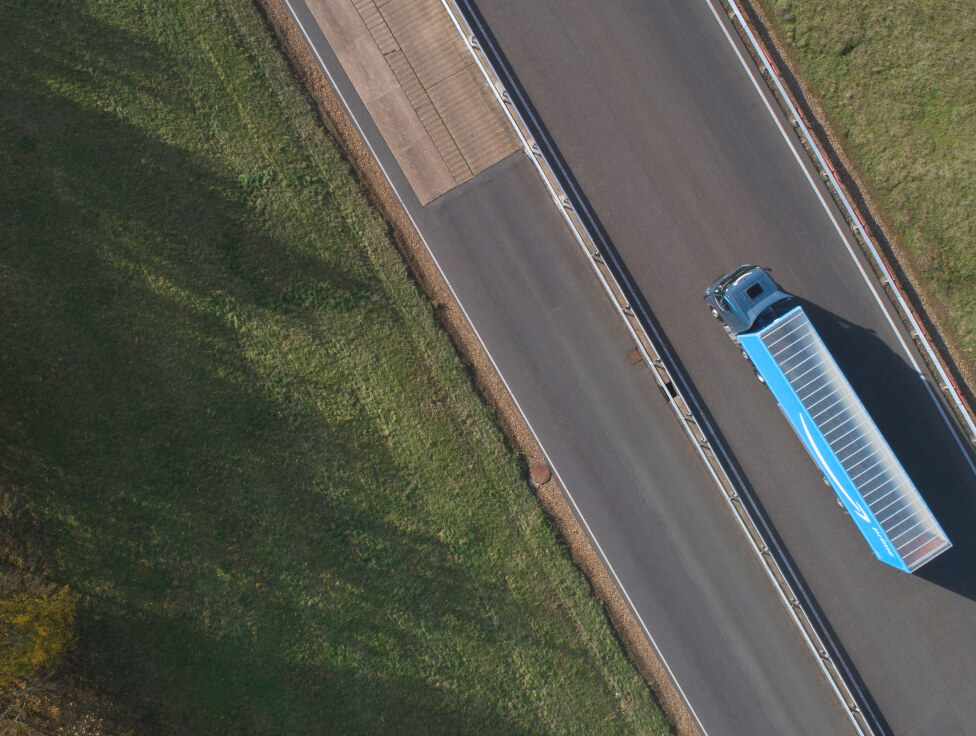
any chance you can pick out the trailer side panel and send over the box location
[738,307,951,572]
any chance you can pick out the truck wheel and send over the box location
[754,370,765,384]
[710,307,723,322]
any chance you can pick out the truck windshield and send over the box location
[715,266,754,295]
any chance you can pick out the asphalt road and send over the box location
[284,1,857,732]
[469,0,976,734]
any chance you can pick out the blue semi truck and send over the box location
[703,265,951,572]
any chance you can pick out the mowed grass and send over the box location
[0,0,669,733]
[764,1,976,352]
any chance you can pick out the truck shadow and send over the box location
[795,299,976,597]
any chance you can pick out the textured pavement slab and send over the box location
[307,0,518,203]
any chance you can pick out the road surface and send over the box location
[284,0,858,732]
[469,0,976,733]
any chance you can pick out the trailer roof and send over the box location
[742,307,951,572]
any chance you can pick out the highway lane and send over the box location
[420,160,852,735]
[284,1,855,732]
[469,0,976,734]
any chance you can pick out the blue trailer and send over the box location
[704,266,951,572]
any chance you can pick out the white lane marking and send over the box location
[280,2,710,733]
[701,0,976,479]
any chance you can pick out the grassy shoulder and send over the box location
[0,0,669,733]
[760,0,976,354]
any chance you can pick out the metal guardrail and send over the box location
[438,1,888,734]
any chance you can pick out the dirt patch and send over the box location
[255,1,698,733]
[726,0,976,424]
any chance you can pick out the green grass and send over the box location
[0,0,669,733]
[763,0,976,352]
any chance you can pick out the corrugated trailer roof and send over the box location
[739,307,951,572]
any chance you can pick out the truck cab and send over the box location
[702,265,793,335]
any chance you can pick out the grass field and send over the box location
[0,0,670,733]
[763,0,976,353]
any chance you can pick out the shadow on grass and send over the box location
[77,510,532,736]
[0,11,552,735]
[798,300,976,598]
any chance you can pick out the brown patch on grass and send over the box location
[255,0,697,733]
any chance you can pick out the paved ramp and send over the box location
[307,0,519,203]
